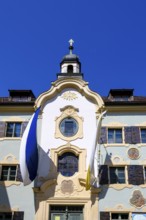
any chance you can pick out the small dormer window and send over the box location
[113,96,129,101]
[108,89,134,102]
[67,65,73,73]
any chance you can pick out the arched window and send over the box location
[67,65,73,73]
[58,152,78,176]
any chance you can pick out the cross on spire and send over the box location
[68,39,74,54]
[69,39,74,46]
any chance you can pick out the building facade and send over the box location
[0,42,146,220]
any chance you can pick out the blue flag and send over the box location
[20,107,40,185]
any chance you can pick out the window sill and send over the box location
[0,137,21,141]
[104,144,129,147]
[139,184,146,188]
[109,184,133,190]
[0,181,21,187]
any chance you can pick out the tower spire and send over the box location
[69,39,74,54]
[57,40,83,79]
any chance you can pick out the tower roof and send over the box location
[58,39,83,79]
[60,39,80,65]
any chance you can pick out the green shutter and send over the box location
[99,127,107,144]
[124,127,132,143]
[99,165,108,185]
[100,212,110,220]
[0,122,6,137]
[16,165,23,182]
[131,126,140,144]
[21,122,28,136]
[128,165,144,185]
[125,127,140,144]
[13,212,24,220]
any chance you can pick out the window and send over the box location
[113,96,129,101]
[132,214,146,219]
[12,96,31,102]
[111,213,129,220]
[59,117,78,137]
[0,212,24,220]
[58,152,78,177]
[67,65,73,73]
[0,212,12,220]
[0,166,17,181]
[6,122,21,137]
[108,128,122,143]
[141,129,146,143]
[109,167,125,184]
[50,206,83,220]
[144,167,146,183]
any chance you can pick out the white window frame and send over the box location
[5,122,22,138]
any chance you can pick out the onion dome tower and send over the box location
[57,39,83,79]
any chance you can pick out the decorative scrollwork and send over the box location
[61,92,78,101]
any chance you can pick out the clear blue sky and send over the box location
[0,1,146,98]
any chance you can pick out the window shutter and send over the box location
[16,165,23,182]
[100,212,110,220]
[99,127,107,144]
[0,122,6,138]
[21,122,28,136]
[124,127,132,144]
[125,127,140,144]
[13,212,24,220]
[131,126,140,144]
[128,165,144,185]
[99,165,108,185]
[0,165,2,180]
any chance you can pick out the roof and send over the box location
[9,90,36,98]
[102,96,146,106]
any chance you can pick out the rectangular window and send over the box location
[1,166,17,181]
[0,212,12,220]
[0,212,24,220]
[108,128,122,143]
[132,214,146,219]
[111,213,129,220]
[109,167,125,184]
[144,167,146,183]
[113,96,129,101]
[6,122,21,137]
[141,129,146,143]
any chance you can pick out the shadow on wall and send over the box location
[34,145,59,213]
[0,183,11,210]
[98,150,113,200]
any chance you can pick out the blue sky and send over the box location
[0,1,146,98]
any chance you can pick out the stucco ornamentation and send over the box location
[61,180,74,194]
[128,148,140,160]
[61,91,78,101]
[130,190,146,208]
[35,78,105,113]
[105,204,135,212]
[55,105,83,141]
[0,154,18,164]
[110,155,130,165]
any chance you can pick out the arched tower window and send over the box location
[58,152,78,176]
[67,65,73,73]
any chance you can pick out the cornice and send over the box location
[106,105,146,112]
[0,105,35,113]
[35,78,105,112]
